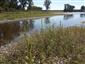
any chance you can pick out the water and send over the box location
[0,12,85,46]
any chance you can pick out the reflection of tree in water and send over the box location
[80,14,85,18]
[22,20,29,31]
[0,21,21,46]
[44,17,50,24]
[20,20,34,32]
[0,20,34,46]
[29,19,34,30]
[64,14,73,20]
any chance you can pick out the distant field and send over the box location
[0,11,53,20]
[0,11,65,21]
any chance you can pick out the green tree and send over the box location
[81,5,85,12]
[0,0,33,11]
[9,0,17,9]
[19,0,26,9]
[0,0,17,11]
[19,0,33,10]
[0,0,9,8]
[64,4,75,12]
[44,0,51,11]
[28,0,33,10]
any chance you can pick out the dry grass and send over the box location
[0,26,85,64]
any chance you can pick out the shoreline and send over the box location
[0,12,73,54]
[0,12,73,23]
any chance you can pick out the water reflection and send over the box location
[0,20,34,46]
[1,13,85,46]
[44,17,50,24]
[63,14,73,20]
[28,19,34,30]
[80,14,85,18]
[0,22,21,46]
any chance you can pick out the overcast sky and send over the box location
[33,0,85,10]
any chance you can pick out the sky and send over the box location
[33,0,85,10]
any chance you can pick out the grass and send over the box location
[0,11,63,20]
[0,26,85,64]
[0,11,67,21]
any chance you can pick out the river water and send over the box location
[0,12,85,46]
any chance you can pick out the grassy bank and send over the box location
[0,11,66,21]
[0,26,85,64]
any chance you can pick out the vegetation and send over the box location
[44,0,51,11]
[81,6,85,12]
[0,0,35,11]
[0,0,18,11]
[0,0,52,20]
[0,0,52,12]
[0,26,85,64]
[64,4,75,12]
[0,11,65,20]
[0,0,85,64]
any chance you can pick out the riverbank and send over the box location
[0,26,85,64]
[0,11,73,23]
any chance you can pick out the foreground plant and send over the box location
[0,26,85,64]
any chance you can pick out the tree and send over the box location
[0,0,33,11]
[28,0,33,10]
[81,6,85,12]
[19,0,33,10]
[9,0,18,9]
[44,0,51,11]
[0,0,9,8]
[64,4,75,12]
[0,0,18,11]
[19,0,27,9]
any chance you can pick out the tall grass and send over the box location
[0,26,85,64]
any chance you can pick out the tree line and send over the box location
[0,0,51,12]
[64,4,85,12]
[0,0,85,12]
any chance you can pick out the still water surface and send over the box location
[0,12,85,46]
